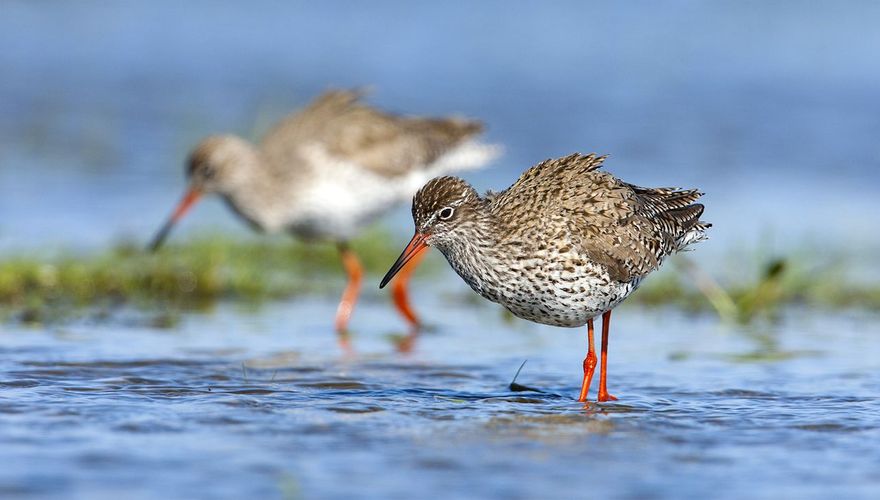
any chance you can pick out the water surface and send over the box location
[2,297,878,499]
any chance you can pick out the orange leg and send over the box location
[597,310,618,402]
[577,318,597,402]
[391,249,426,353]
[390,249,425,329]
[334,243,362,351]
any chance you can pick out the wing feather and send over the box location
[492,153,709,282]
[261,90,485,177]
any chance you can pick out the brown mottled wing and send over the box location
[492,153,705,282]
[594,183,706,281]
[260,89,483,177]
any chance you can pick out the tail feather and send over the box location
[677,219,711,251]
[634,185,710,253]
[631,185,705,214]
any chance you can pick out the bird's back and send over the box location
[255,90,498,240]
[260,90,489,178]
[491,153,709,283]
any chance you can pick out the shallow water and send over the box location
[2,293,878,499]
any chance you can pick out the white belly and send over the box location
[285,142,500,240]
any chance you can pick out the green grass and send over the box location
[632,253,880,323]
[1,231,878,325]
[0,228,413,323]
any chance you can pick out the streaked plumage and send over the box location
[381,153,709,399]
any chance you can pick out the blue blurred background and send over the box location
[3,1,879,254]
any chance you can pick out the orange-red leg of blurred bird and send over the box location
[597,310,618,402]
[334,243,362,351]
[391,249,425,329]
[390,249,425,353]
[577,318,597,402]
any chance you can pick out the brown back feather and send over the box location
[492,153,708,282]
[260,89,483,177]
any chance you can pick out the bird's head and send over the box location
[380,176,483,288]
[147,135,258,252]
[185,135,257,195]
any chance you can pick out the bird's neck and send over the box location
[219,154,290,232]
[438,212,505,301]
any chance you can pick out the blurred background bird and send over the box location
[148,89,501,349]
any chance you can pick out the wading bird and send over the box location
[380,153,709,400]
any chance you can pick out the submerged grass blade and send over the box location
[509,360,545,393]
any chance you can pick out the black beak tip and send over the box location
[378,274,392,289]
[379,233,427,290]
[146,221,174,253]
[379,261,407,289]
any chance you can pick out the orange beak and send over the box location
[380,232,429,289]
[147,188,202,252]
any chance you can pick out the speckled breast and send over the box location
[443,244,641,328]
[494,264,640,328]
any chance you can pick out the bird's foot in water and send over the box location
[597,391,618,402]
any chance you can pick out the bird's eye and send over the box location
[438,207,454,220]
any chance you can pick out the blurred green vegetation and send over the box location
[0,228,412,324]
[1,231,878,325]
[633,253,880,323]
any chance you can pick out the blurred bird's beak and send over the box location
[147,188,202,252]
[380,232,429,288]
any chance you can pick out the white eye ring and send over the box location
[438,207,454,220]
